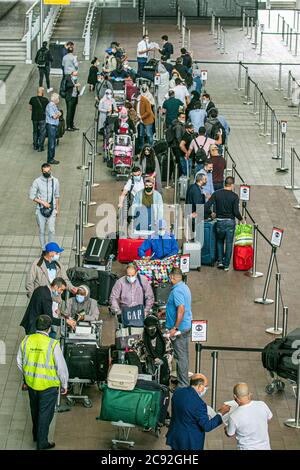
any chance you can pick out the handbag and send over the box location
[40,179,54,218]
[121,274,146,327]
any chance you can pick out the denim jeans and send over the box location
[180,156,192,176]
[138,122,153,150]
[38,66,50,89]
[46,124,58,162]
[172,331,190,388]
[137,57,147,76]
[32,120,46,150]
[194,162,204,175]
[216,219,236,268]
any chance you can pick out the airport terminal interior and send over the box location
[1,0,300,452]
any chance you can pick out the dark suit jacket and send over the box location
[186,183,205,212]
[206,101,216,115]
[65,76,79,102]
[166,386,222,450]
[20,286,60,335]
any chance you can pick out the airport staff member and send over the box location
[138,219,179,260]
[165,267,192,388]
[17,315,69,450]
[166,374,230,450]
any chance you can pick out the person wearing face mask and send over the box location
[66,285,99,322]
[136,34,152,76]
[132,315,173,386]
[98,89,117,132]
[202,93,215,115]
[29,163,60,249]
[65,70,80,131]
[166,373,230,450]
[133,177,164,231]
[21,278,76,336]
[140,83,155,107]
[25,242,77,299]
[170,112,187,176]
[138,219,178,260]
[133,91,155,152]
[87,57,99,92]
[114,106,136,135]
[169,71,180,90]
[95,72,113,104]
[162,90,183,128]
[118,166,144,210]
[140,145,162,193]
[173,78,190,109]
[109,264,154,319]
[195,160,214,200]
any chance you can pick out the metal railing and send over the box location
[177,7,191,51]
[194,343,300,429]
[83,0,97,60]
[213,17,227,54]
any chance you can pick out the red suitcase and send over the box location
[233,245,254,271]
[117,238,151,264]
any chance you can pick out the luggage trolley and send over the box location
[62,320,104,408]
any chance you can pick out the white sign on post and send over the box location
[192,320,208,343]
[201,70,208,81]
[180,254,190,274]
[260,24,265,32]
[240,185,251,202]
[271,227,284,248]
[281,121,287,134]
[154,73,161,86]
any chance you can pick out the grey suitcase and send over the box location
[178,161,190,200]
[183,242,201,271]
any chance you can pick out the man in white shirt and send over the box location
[225,382,273,450]
[137,34,151,76]
[174,78,190,109]
[118,166,144,209]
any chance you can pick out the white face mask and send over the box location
[158,230,166,237]
[127,276,136,284]
[134,176,141,182]
[52,254,60,262]
[198,386,208,398]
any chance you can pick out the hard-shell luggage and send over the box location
[136,379,170,426]
[112,80,125,91]
[99,384,162,429]
[66,267,99,301]
[233,245,254,271]
[154,140,168,156]
[83,237,115,267]
[153,283,172,305]
[262,328,300,382]
[115,326,143,350]
[183,242,201,270]
[117,238,150,263]
[64,343,110,382]
[156,152,174,183]
[178,160,190,200]
[201,220,217,266]
[97,271,118,306]
[107,364,139,391]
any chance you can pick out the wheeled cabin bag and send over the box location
[262,328,300,381]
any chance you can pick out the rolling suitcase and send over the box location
[66,266,99,301]
[112,80,125,91]
[178,161,190,200]
[117,238,150,263]
[157,152,174,182]
[64,343,110,382]
[99,384,162,429]
[107,364,139,391]
[115,326,143,350]
[136,379,170,426]
[83,237,115,269]
[97,271,119,306]
[233,245,254,271]
[201,220,217,266]
[183,242,201,271]
[154,140,168,156]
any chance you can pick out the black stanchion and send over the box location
[255,246,277,305]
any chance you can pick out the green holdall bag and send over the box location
[235,223,253,246]
[99,384,161,429]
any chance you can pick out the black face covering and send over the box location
[43,172,51,179]
[145,187,153,193]
[146,326,157,338]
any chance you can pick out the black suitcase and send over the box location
[83,237,115,266]
[65,343,110,382]
[135,379,170,426]
[153,283,172,305]
[143,58,159,72]
[262,328,300,382]
[66,266,99,301]
[154,140,168,156]
[98,271,119,306]
[156,152,174,182]
[97,345,111,381]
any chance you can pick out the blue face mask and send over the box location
[134,176,141,182]
[52,290,60,298]
[127,276,136,284]
[198,386,208,398]
[73,76,78,81]
[76,295,85,303]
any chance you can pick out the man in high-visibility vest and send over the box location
[17,314,69,450]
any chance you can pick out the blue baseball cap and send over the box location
[45,242,64,253]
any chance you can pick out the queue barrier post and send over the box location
[266,273,283,335]
[275,63,283,91]
[74,223,81,267]
[282,306,289,338]
[79,200,86,253]
[255,91,264,126]
[255,246,276,305]
[77,133,89,170]
[285,148,300,190]
[211,351,219,410]
[195,343,202,374]
[245,223,263,278]
[165,147,172,189]
[276,130,288,172]
[83,180,95,229]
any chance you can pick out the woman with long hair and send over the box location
[140,145,162,193]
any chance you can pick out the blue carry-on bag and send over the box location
[200,220,217,266]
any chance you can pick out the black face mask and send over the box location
[145,187,153,193]
[43,172,51,178]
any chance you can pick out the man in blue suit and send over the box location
[166,374,230,451]
[138,219,179,260]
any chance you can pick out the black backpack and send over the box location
[193,137,207,164]
[59,77,67,99]
[166,124,176,146]
[36,49,48,67]
[210,120,226,144]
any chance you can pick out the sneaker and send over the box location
[48,159,60,165]
[47,88,53,93]
[66,128,75,132]
[72,126,80,131]
[217,262,224,269]
[224,267,229,272]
